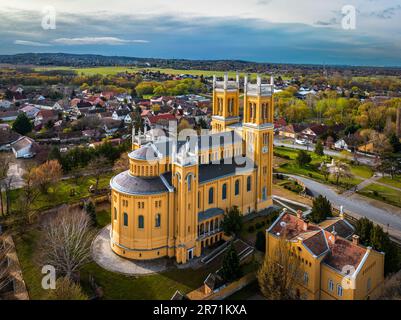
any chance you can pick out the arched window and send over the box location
[114,207,117,220]
[235,179,240,196]
[337,284,343,297]
[222,183,227,200]
[208,187,214,204]
[123,212,128,226]
[262,187,267,201]
[247,176,252,192]
[155,214,161,228]
[138,215,144,229]
[187,174,192,191]
[328,279,334,292]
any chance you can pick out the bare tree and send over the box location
[113,153,129,173]
[0,236,12,293]
[329,160,354,185]
[0,157,10,217]
[257,236,302,300]
[18,166,41,223]
[379,270,401,300]
[39,208,93,279]
[87,156,109,192]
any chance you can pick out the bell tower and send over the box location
[211,73,240,132]
[171,141,200,264]
[242,75,275,211]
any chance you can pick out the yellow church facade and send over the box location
[266,210,385,300]
[109,74,275,264]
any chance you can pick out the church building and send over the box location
[109,74,275,264]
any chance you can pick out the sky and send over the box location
[0,0,401,66]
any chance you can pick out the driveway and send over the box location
[285,174,401,241]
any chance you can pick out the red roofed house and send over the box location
[266,210,385,300]
[144,113,177,130]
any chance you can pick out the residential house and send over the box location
[266,210,385,300]
[278,124,307,139]
[34,109,59,128]
[112,109,130,121]
[0,100,12,109]
[0,124,20,151]
[11,136,38,158]
[102,118,122,136]
[334,135,360,152]
[0,110,19,121]
[144,113,177,130]
[19,105,40,119]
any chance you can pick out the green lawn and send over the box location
[14,228,214,300]
[378,176,401,190]
[358,184,401,208]
[274,146,364,190]
[34,66,279,79]
[8,172,114,213]
[350,165,373,179]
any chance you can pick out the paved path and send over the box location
[342,175,381,197]
[285,174,401,240]
[91,225,170,275]
[274,139,376,166]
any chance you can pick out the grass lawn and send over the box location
[8,172,114,213]
[274,146,364,190]
[378,176,401,189]
[358,184,401,208]
[34,66,280,79]
[14,227,215,300]
[350,165,374,179]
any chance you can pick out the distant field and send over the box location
[33,66,281,78]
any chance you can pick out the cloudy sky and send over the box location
[1,0,401,66]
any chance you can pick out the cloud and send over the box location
[14,39,51,46]
[52,37,149,45]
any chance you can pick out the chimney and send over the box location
[352,235,360,246]
[296,210,303,219]
[303,219,309,231]
[330,228,338,245]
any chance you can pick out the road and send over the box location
[273,138,376,166]
[284,174,401,241]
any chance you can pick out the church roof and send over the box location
[198,208,224,222]
[110,170,168,195]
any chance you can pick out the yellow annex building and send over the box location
[109,74,275,264]
[266,210,385,300]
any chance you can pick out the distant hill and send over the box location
[0,53,400,76]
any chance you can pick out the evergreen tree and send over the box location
[296,150,312,167]
[221,242,242,282]
[255,231,266,252]
[85,201,97,226]
[314,140,324,156]
[389,133,401,153]
[12,113,33,135]
[309,195,332,223]
[222,206,243,237]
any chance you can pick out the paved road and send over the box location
[274,139,376,166]
[285,174,401,240]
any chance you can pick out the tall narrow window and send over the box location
[155,214,161,228]
[247,176,252,192]
[262,187,267,201]
[123,213,128,226]
[114,207,117,220]
[337,284,343,297]
[138,215,144,229]
[235,179,240,196]
[208,187,214,204]
[222,183,227,200]
[187,174,192,191]
[328,279,334,292]
[198,191,201,209]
